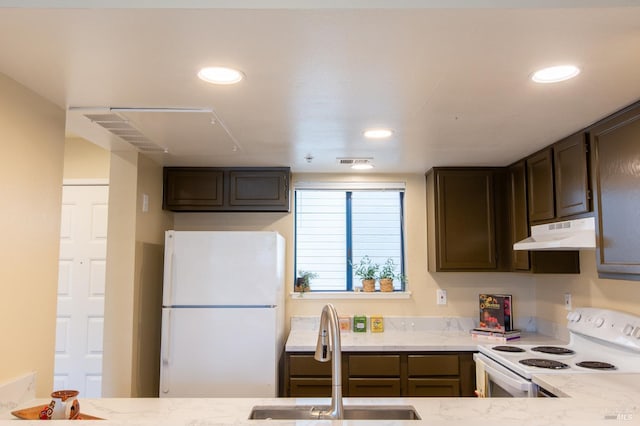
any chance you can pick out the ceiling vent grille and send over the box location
[83,112,166,153]
[336,157,373,166]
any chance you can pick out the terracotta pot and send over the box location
[362,279,375,292]
[295,278,309,292]
[380,278,394,292]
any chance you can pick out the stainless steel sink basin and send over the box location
[249,405,421,420]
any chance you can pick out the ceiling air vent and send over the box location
[336,157,373,166]
[83,112,166,153]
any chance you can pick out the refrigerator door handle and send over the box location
[163,238,175,307]
[161,310,171,394]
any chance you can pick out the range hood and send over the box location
[513,217,596,251]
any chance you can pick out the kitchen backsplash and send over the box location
[0,372,35,415]
[290,315,540,334]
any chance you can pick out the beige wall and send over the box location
[102,151,139,397]
[536,251,640,327]
[173,173,538,329]
[63,137,110,180]
[0,73,65,397]
[131,154,173,397]
[102,151,172,397]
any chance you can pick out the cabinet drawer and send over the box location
[408,378,460,397]
[289,378,332,397]
[348,355,400,377]
[408,354,459,376]
[289,355,331,376]
[348,378,401,397]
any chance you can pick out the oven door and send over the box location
[474,353,538,398]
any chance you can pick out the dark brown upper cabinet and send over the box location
[507,161,530,271]
[507,160,580,274]
[589,101,640,280]
[554,132,591,217]
[426,168,508,271]
[526,148,555,223]
[526,132,591,224]
[163,168,224,210]
[163,167,290,212]
[228,169,290,209]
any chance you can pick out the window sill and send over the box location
[289,291,412,300]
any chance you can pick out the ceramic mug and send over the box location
[39,390,80,419]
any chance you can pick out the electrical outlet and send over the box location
[564,293,572,311]
[437,289,447,305]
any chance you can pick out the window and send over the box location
[295,183,405,291]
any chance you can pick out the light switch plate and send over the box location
[437,289,447,305]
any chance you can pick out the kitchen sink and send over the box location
[249,405,421,420]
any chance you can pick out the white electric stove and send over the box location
[474,307,640,397]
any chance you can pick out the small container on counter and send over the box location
[370,315,384,332]
[353,315,367,332]
[338,316,351,332]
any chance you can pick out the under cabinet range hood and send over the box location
[513,217,596,251]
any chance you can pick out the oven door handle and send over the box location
[480,359,532,392]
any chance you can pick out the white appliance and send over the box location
[475,307,640,398]
[160,230,286,397]
[513,217,596,251]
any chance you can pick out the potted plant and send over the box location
[352,255,379,292]
[378,258,406,292]
[295,270,318,292]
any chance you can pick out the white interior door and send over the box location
[54,184,109,397]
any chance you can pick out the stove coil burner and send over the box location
[519,358,570,369]
[492,346,526,353]
[576,361,617,370]
[531,346,575,355]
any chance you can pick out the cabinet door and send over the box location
[228,169,290,211]
[554,133,590,217]
[432,169,497,270]
[163,168,224,211]
[508,161,531,271]
[590,103,640,279]
[526,149,555,223]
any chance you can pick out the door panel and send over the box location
[54,185,108,398]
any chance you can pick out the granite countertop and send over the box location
[4,381,638,425]
[285,315,565,352]
[6,317,633,425]
[285,329,564,352]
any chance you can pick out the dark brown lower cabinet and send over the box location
[284,352,475,398]
[289,378,332,397]
[408,379,460,397]
[348,379,401,396]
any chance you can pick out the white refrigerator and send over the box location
[159,230,285,397]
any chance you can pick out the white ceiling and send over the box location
[1,2,639,172]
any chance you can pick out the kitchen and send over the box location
[2,2,640,424]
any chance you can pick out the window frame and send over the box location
[294,182,406,292]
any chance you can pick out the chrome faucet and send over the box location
[313,304,343,419]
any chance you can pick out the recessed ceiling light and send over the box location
[363,128,393,139]
[198,67,244,85]
[351,163,374,170]
[531,65,580,83]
